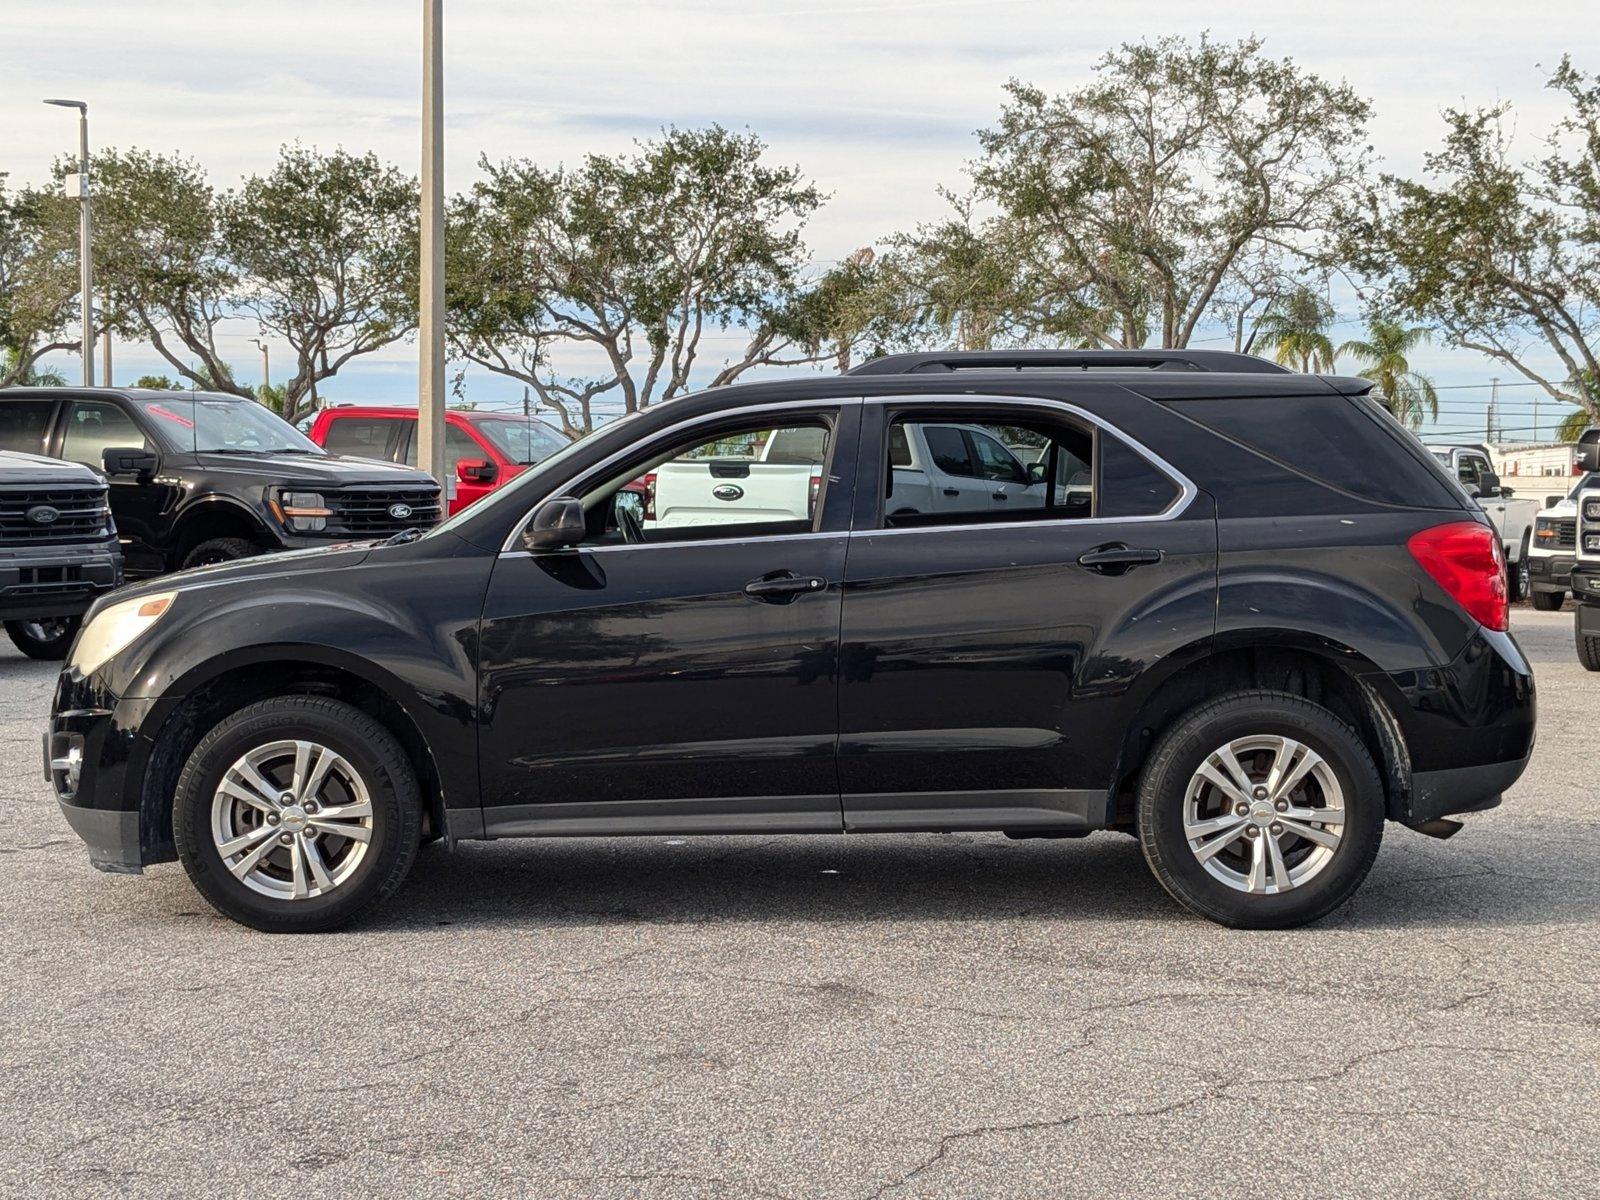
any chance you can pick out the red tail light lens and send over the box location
[642,471,657,521]
[808,472,822,519]
[1407,521,1508,632]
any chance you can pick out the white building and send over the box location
[1490,441,1582,504]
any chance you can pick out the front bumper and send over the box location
[1571,566,1600,607]
[0,541,121,620]
[1528,553,1573,591]
[47,691,166,874]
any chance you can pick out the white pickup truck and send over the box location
[1426,443,1540,600]
[644,426,827,529]
[887,421,1091,518]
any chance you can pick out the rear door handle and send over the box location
[942,488,960,497]
[1077,544,1163,574]
[743,571,828,603]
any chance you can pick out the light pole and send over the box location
[44,98,94,387]
[417,0,447,490]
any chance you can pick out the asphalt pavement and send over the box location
[1,606,1596,1198]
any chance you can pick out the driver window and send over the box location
[61,401,148,468]
[583,418,833,546]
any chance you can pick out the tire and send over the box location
[5,616,81,660]
[1531,589,1564,612]
[172,696,423,932]
[1579,628,1600,672]
[1136,690,1384,930]
[1508,535,1530,602]
[181,537,260,570]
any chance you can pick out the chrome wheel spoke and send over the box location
[1246,833,1268,893]
[1265,832,1292,892]
[301,746,338,804]
[217,776,277,814]
[309,818,370,844]
[289,741,314,799]
[1185,812,1247,838]
[313,800,372,823]
[1191,821,1248,864]
[1279,816,1342,850]
[1196,759,1252,807]
[1270,746,1323,805]
[288,838,310,900]
[228,831,281,882]
[301,834,335,892]
[216,824,277,858]
[1282,804,1344,827]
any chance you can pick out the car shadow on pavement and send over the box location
[360,824,1590,934]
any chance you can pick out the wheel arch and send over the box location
[136,646,456,864]
[1109,633,1413,826]
[167,497,273,569]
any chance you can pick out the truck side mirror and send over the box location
[456,457,496,484]
[1027,462,1049,484]
[1476,470,1501,499]
[1579,429,1600,473]
[102,446,159,480]
[1547,495,1562,509]
[521,496,586,551]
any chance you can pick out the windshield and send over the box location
[473,415,568,465]
[133,395,323,455]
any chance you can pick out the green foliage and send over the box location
[131,374,186,390]
[0,173,81,387]
[225,145,419,426]
[958,35,1371,350]
[448,126,849,436]
[1342,57,1600,417]
[1337,318,1438,429]
[1254,286,1338,373]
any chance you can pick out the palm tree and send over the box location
[0,349,67,387]
[1253,287,1337,373]
[1558,407,1591,443]
[1337,320,1439,431]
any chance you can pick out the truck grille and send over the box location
[325,485,442,535]
[1553,517,1576,550]
[0,484,110,546]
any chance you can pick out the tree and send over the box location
[225,146,418,426]
[131,374,186,390]
[1337,318,1439,429]
[1254,285,1337,372]
[84,150,245,395]
[0,174,81,388]
[448,127,854,437]
[1344,57,1600,419]
[965,35,1372,349]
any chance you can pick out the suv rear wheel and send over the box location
[172,696,423,932]
[1136,691,1384,929]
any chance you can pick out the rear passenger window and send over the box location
[1174,395,1459,509]
[322,416,398,460]
[0,402,53,454]
[922,426,976,477]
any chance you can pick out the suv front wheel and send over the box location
[1137,691,1384,929]
[172,696,423,932]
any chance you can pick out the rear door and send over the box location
[837,397,1217,833]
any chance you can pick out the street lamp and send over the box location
[251,338,270,394]
[43,98,94,387]
[418,0,447,490]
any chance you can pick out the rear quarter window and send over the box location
[1169,394,1461,509]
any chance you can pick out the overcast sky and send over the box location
[2,0,1593,439]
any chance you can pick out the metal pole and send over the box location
[417,0,447,489]
[253,339,270,392]
[101,329,111,386]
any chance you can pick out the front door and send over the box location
[54,399,175,576]
[837,400,1218,833]
[476,403,858,836]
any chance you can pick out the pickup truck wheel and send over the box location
[1531,590,1564,611]
[172,696,423,932]
[182,537,260,570]
[4,616,80,660]
[1136,691,1384,930]
[1578,630,1600,672]
[1509,534,1531,601]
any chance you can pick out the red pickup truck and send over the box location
[308,406,570,515]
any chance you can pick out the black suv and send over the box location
[0,449,121,658]
[47,351,1534,931]
[0,388,442,577]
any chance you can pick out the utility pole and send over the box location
[101,330,111,387]
[251,339,270,394]
[417,0,448,489]
[1487,377,1499,444]
[44,99,93,386]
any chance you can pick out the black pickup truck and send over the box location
[0,449,121,658]
[0,388,441,578]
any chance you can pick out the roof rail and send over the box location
[845,349,1290,376]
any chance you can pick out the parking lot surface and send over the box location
[1,607,1596,1199]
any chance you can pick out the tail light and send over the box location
[642,472,657,521]
[808,472,822,519]
[1407,521,1508,631]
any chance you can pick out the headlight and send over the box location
[272,490,331,533]
[68,591,176,676]
[1585,534,1600,553]
[1584,498,1600,522]
[1535,519,1557,542]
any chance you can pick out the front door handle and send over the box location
[743,571,828,603]
[942,488,960,497]
[1077,543,1163,574]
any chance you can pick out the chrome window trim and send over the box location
[499,397,857,553]
[497,391,1195,555]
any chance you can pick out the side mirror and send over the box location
[1546,495,1563,509]
[102,446,159,479]
[1477,470,1502,498]
[1499,485,1515,498]
[456,457,496,484]
[1027,462,1049,484]
[521,496,586,552]
[1579,429,1600,473]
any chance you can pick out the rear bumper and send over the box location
[1408,755,1527,824]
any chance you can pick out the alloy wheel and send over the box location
[210,739,374,900]
[1181,735,1345,895]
